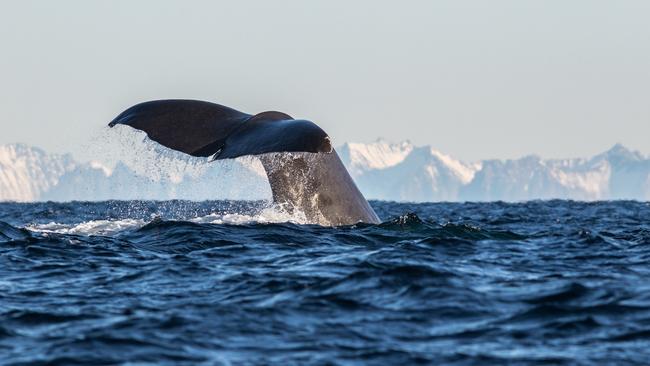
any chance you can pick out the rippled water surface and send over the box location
[1,200,650,365]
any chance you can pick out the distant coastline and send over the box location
[1,141,649,202]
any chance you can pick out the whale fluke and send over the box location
[109,100,332,159]
[109,99,380,226]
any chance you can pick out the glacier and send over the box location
[1,140,649,202]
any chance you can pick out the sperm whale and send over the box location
[109,100,380,226]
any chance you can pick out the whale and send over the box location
[108,100,380,226]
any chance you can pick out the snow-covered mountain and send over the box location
[0,143,270,202]
[0,144,76,201]
[339,141,481,202]
[1,141,649,202]
[338,140,650,202]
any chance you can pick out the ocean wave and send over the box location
[2,200,650,364]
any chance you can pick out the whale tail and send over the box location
[109,99,380,225]
[108,99,332,159]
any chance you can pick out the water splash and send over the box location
[70,125,272,201]
[26,219,146,236]
[24,202,312,235]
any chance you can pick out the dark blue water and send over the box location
[1,200,650,365]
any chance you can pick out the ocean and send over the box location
[1,200,649,365]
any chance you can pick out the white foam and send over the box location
[190,206,309,225]
[25,205,311,236]
[26,219,146,236]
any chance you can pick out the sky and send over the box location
[0,0,649,162]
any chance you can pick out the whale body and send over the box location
[108,100,380,226]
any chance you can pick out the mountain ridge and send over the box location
[338,140,650,202]
[1,141,649,202]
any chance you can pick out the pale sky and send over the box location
[1,0,648,162]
